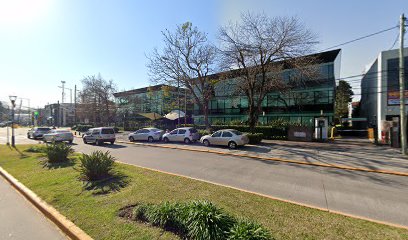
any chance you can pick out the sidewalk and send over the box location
[115,131,408,174]
[0,176,66,240]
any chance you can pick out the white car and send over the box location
[43,130,74,143]
[162,127,200,144]
[27,127,51,139]
[200,129,249,149]
[83,127,116,145]
[128,128,164,142]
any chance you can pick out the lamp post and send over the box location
[9,95,17,147]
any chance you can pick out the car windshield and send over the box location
[38,128,50,131]
[101,128,114,134]
[189,128,197,133]
[230,130,243,135]
[150,128,161,132]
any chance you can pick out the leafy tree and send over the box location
[218,12,318,132]
[147,22,218,129]
[78,74,117,125]
[335,80,354,120]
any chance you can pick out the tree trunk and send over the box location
[203,101,210,131]
[248,103,259,133]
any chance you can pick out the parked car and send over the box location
[27,127,51,139]
[162,127,200,144]
[200,129,249,149]
[43,130,74,143]
[83,127,116,145]
[128,128,164,142]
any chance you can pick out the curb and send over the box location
[116,161,408,230]
[0,167,93,240]
[114,140,408,177]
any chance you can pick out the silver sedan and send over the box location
[43,130,74,143]
[128,128,164,142]
[200,129,249,149]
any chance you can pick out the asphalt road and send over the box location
[0,176,67,240]
[73,140,408,228]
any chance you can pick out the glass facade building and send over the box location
[193,49,341,126]
[114,84,192,121]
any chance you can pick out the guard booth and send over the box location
[314,117,328,141]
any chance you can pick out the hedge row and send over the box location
[187,125,288,140]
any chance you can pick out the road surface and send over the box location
[73,140,408,227]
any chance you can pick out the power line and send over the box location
[319,25,398,52]
[389,31,400,50]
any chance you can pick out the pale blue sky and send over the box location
[0,0,407,107]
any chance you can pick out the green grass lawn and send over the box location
[1,145,407,240]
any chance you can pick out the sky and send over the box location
[0,0,407,108]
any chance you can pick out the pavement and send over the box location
[112,131,408,174]
[0,176,67,240]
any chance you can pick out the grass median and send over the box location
[1,145,407,240]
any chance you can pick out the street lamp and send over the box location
[9,95,17,147]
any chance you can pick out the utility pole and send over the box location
[399,14,406,155]
[61,81,66,103]
[74,84,77,125]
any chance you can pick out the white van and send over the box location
[83,127,116,145]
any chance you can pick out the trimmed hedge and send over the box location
[246,133,263,144]
[185,125,287,140]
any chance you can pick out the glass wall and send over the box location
[193,61,336,126]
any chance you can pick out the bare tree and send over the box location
[147,22,218,129]
[79,74,117,125]
[218,12,319,132]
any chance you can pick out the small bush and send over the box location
[132,204,152,221]
[228,218,272,240]
[44,143,73,163]
[145,202,185,231]
[129,200,272,240]
[246,133,264,144]
[79,151,116,181]
[25,145,46,153]
[184,200,235,240]
[198,129,211,137]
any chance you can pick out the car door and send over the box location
[133,130,142,140]
[220,131,233,146]
[210,131,223,145]
[90,129,99,143]
[177,129,186,141]
[168,129,178,141]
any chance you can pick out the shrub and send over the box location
[132,204,152,221]
[246,133,264,144]
[145,202,185,231]
[198,129,211,137]
[79,151,116,181]
[183,200,235,240]
[44,143,73,163]
[25,145,46,153]
[75,124,94,132]
[228,218,272,240]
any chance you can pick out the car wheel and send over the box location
[184,138,191,144]
[148,136,154,143]
[163,137,169,143]
[228,141,237,149]
[110,141,114,145]
[27,134,30,139]
[203,139,210,147]
[83,138,88,144]
[68,140,73,144]
[129,136,134,142]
